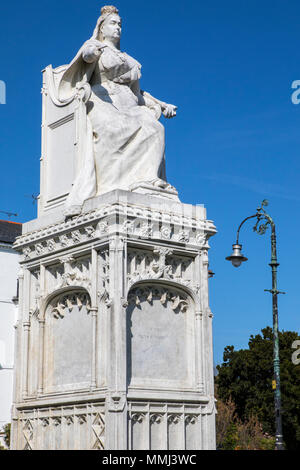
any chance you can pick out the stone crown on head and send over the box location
[101,5,119,16]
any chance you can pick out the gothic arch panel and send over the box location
[43,289,93,393]
[126,283,195,389]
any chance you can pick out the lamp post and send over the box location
[226,200,285,450]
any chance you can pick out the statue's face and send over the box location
[101,14,122,42]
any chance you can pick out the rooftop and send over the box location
[0,220,22,244]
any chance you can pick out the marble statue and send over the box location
[57,5,177,216]
[11,6,217,450]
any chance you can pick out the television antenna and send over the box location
[25,194,39,205]
[0,210,18,218]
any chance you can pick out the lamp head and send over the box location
[226,244,248,268]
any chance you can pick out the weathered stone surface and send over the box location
[11,190,217,450]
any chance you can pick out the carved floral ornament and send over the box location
[127,247,193,290]
[21,227,209,260]
[54,256,91,290]
[20,223,100,260]
[128,286,189,313]
[17,205,215,260]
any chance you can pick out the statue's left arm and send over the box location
[141,90,177,119]
[128,79,177,119]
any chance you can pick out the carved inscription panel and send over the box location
[44,290,93,393]
[127,285,194,389]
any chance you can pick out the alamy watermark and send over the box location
[0,80,6,104]
[292,340,300,365]
[291,81,300,104]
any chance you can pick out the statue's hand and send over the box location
[162,104,177,119]
[88,39,106,50]
[82,39,106,63]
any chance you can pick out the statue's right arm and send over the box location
[82,39,106,64]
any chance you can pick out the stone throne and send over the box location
[11,8,217,451]
[38,64,92,215]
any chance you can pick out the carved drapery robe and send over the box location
[58,42,166,215]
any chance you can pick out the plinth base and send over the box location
[11,190,216,450]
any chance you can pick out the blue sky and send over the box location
[1,0,299,365]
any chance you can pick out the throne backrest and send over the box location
[38,65,83,216]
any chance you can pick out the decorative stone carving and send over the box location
[71,230,81,244]
[152,247,173,279]
[128,402,213,450]
[23,247,32,259]
[150,414,163,424]
[92,413,105,450]
[138,222,153,238]
[160,226,172,240]
[196,232,208,247]
[122,219,135,234]
[131,413,146,424]
[15,403,105,450]
[127,247,192,289]
[99,249,110,296]
[41,418,49,427]
[185,415,198,425]
[65,416,73,426]
[107,393,126,412]
[98,289,112,308]
[60,234,70,247]
[51,292,91,319]
[15,198,216,263]
[128,286,189,313]
[168,414,181,425]
[35,243,44,256]
[85,225,96,238]
[52,417,61,427]
[99,221,108,233]
[178,230,190,243]
[23,420,34,450]
[49,256,91,291]
[77,414,87,425]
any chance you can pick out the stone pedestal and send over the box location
[11,190,216,450]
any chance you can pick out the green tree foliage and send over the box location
[0,423,10,450]
[216,327,300,450]
[3,424,10,449]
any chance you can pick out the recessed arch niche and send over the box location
[43,288,93,393]
[126,283,195,390]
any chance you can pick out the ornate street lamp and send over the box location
[226,200,285,450]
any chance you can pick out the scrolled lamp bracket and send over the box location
[226,201,273,268]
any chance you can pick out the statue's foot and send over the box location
[150,178,171,189]
[130,179,180,201]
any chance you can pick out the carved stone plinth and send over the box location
[11,190,216,450]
